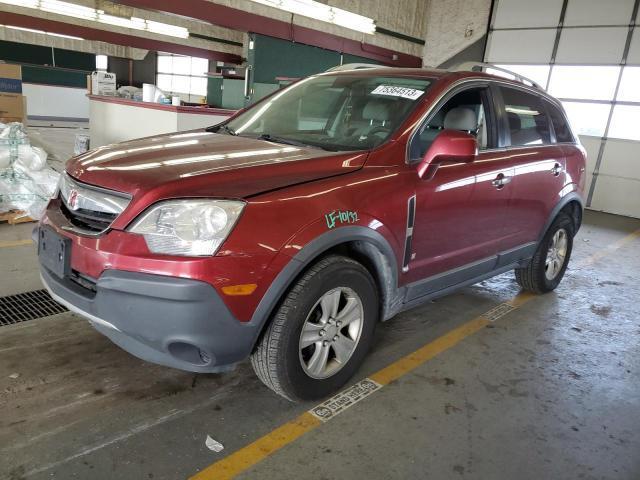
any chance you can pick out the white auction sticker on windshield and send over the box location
[371,85,424,100]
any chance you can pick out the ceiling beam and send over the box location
[113,0,423,67]
[1,11,242,63]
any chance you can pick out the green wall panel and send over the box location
[0,40,52,65]
[22,65,88,88]
[251,82,279,105]
[342,53,382,66]
[221,79,245,109]
[251,34,341,84]
[207,77,223,107]
[53,48,94,71]
[0,40,92,87]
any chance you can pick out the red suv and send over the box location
[38,66,586,401]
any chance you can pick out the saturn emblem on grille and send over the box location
[68,189,79,210]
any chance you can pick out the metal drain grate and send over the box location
[0,289,68,326]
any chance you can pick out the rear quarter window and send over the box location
[545,101,574,143]
[499,87,551,146]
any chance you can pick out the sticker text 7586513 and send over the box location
[371,85,424,100]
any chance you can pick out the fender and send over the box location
[537,189,584,243]
[247,224,402,347]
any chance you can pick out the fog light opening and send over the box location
[167,341,212,366]
[199,349,211,364]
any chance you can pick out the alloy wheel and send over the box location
[545,228,568,280]
[298,287,364,379]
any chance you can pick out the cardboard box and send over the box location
[91,71,116,96]
[0,64,23,94]
[0,92,26,123]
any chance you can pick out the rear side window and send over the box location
[545,101,574,143]
[499,87,551,146]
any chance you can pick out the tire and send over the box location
[515,212,574,294]
[251,255,379,401]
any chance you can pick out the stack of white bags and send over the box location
[0,122,59,220]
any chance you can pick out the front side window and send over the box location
[409,87,492,162]
[500,87,551,146]
[225,75,433,151]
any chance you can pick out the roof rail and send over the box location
[450,62,544,90]
[326,63,381,72]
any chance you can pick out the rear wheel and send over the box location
[251,255,378,401]
[515,212,574,293]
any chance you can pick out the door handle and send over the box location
[492,173,511,189]
[551,163,563,176]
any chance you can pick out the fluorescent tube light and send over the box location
[3,24,83,40]
[0,0,38,7]
[249,0,376,34]
[0,0,189,38]
[47,31,83,40]
[5,25,45,34]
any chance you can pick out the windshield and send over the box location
[224,74,433,151]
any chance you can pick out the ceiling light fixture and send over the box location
[0,0,189,38]
[2,23,84,40]
[249,0,376,34]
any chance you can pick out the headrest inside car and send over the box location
[443,107,478,132]
[363,99,392,122]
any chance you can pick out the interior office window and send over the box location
[548,65,620,101]
[493,64,551,89]
[617,67,640,103]
[156,53,209,99]
[95,54,108,70]
[608,105,640,141]
[545,101,574,143]
[499,87,551,146]
[561,101,611,137]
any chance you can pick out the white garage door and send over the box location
[484,0,640,218]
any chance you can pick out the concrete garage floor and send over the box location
[0,210,638,480]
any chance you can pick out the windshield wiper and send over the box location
[207,124,237,135]
[258,134,305,146]
[258,134,337,151]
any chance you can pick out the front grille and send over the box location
[59,198,116,232]
[0,289,67,326]
[57,173,131,234]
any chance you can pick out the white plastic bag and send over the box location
[0,146,10,169]
[16,145,48,171]
[0,164,59,219]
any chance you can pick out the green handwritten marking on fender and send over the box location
[325,210,359,229]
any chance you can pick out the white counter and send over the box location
[88,95,237,148]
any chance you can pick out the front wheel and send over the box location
[515,212,574,293]
[251,255,378,401]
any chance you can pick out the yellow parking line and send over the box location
[0,239,33,249]
[576,228,640,267]
[191,228,640,480]
[191,413,322,480]
[370,314,491,386]
[191,312,492,480]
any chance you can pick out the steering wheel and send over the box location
[366,125,392,138]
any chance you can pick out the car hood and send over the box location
[67,130,368,199]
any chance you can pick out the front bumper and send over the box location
[40,266,259,373]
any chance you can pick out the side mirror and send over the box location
[417,130,478,179]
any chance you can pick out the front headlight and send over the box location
[128,199,245,256]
